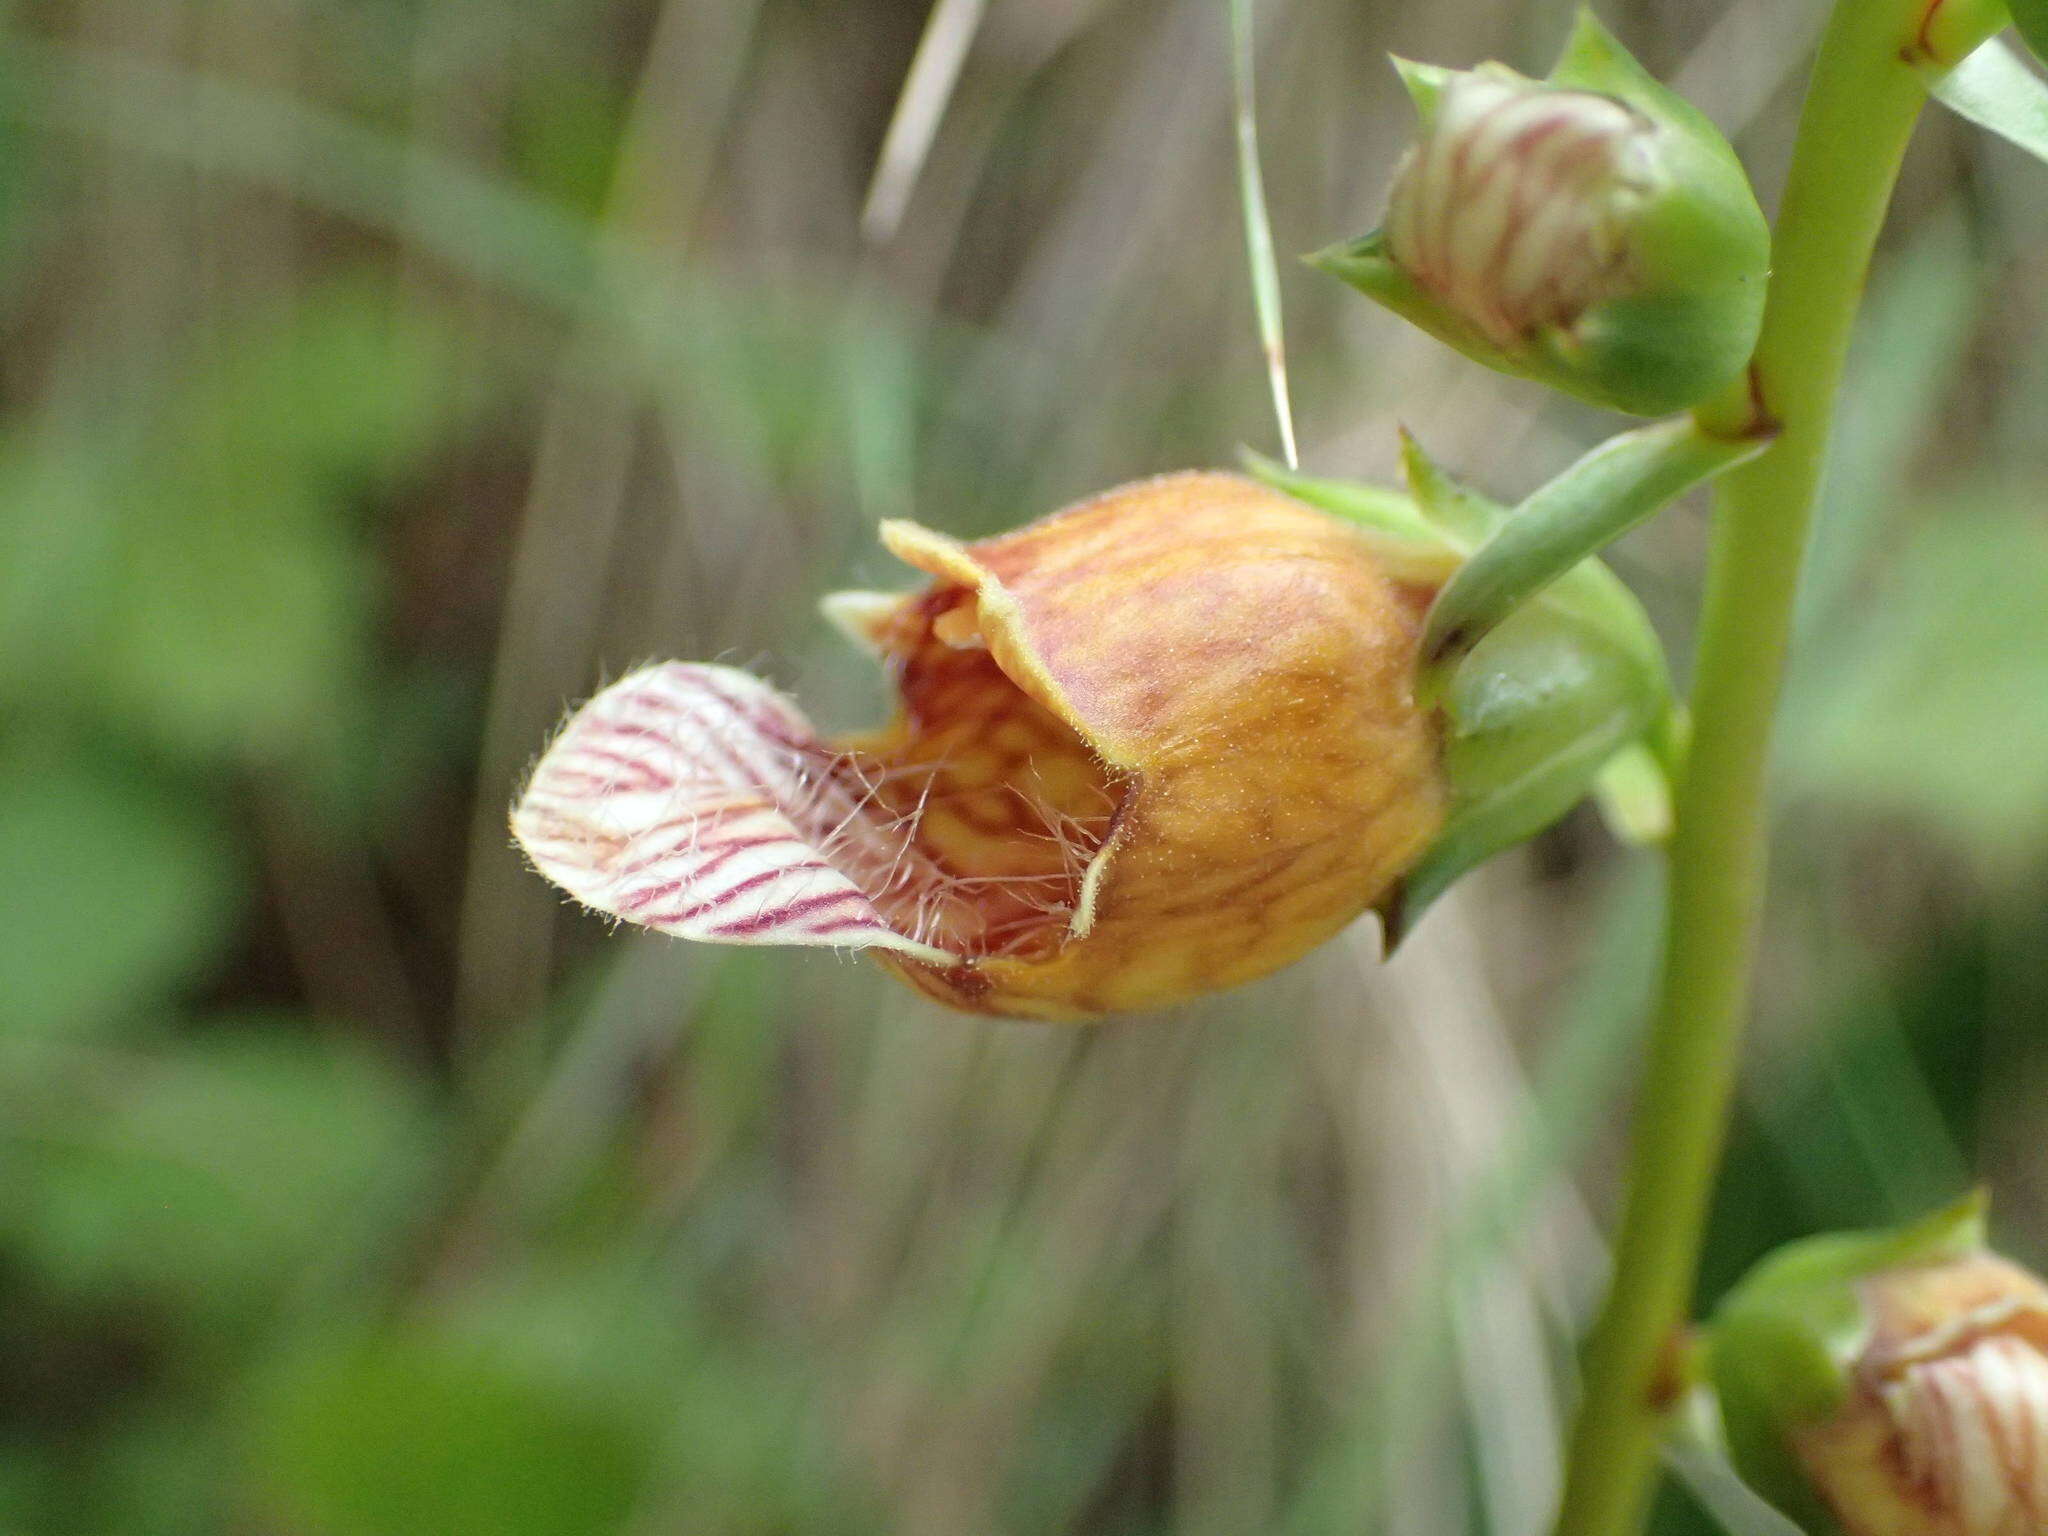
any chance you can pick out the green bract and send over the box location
[1314,9,1769,417]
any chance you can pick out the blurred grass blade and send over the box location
[5,36,601,316]
[1229,0,1298,469]
[1792,205,1978,643]
[861,0,990,244]
[0,30,763,395]
[1926,37,2048,163]
[1286,856,1664,1534]
[1664,1393,1809,1536]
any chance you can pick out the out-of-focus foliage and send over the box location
[0,2,2042,1534]
[1791,501,2048,875]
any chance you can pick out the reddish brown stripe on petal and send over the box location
[511,662,956,964]
[700,889,875,938]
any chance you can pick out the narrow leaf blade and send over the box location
[1928,37,2048,166]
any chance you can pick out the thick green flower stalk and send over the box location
[1707,1196,2048,1536]
[1316,9,1769,416]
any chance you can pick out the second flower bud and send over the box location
[1318,11,1769,417]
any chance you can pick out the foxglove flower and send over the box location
[514,473,1447,1019]
[1709,1195,2048,1536]
[1315,10,1769,417]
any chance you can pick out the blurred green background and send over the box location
[0,0,2044,1532]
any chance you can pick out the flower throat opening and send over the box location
[509,588,1126,968]
[832,584,1127,962]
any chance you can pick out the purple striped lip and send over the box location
[511,662,958,964]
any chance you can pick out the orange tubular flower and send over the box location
[513,471,1446,1020]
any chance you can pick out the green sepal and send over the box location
[1548,8,1723,156]
[1308,230,1604,405]
[1702,1192,1990,1534]
[1396,428,1501,546]
[1398,431,1674,705]
[1240,446,1449,545]
[1388,598,1665,936]
[1388,55,1451,119]
[1539,9,1771,413]
[1238,448,1464,585]
[1592,738,1673,845]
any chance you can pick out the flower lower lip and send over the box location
[513,662,958,963]
[512,652,1121,970]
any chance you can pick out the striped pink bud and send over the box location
[1382,71,1657,348]
[1797,1253,2048,1536]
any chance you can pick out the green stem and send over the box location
[1550,5,1935,1534]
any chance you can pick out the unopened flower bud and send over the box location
[1382,75,1656,352]
[1708,1195,2048,1536]
[1316,11,1768,417]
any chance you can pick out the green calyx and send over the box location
[1247,439,1675,941]
[1701,1192,1991,1534]
[1314,8,1769,417]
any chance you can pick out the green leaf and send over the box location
[1926,37,2048,165]
[1784,496,2048,880]
[2015,0,2048,69]
[0,282,474,775]
[162,281,467,491]
[1,1026,431,1312]
[507,68,627,221]
[96,485,372,766]
[247,1331,654,1536]
[0,743,238,1036]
